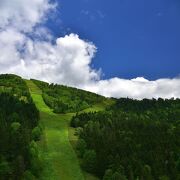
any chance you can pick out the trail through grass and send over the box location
[26,80,84,180]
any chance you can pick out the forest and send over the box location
[32,79,105,113]
[71,98,180,180]
[0,74,41,179]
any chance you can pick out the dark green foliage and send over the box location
[0,74,40,179]
[82,150,97,173]
[32,126,42,141]
[0,74,31,100]
[32,79,105,113]
[29,141,43,176]
[103,167,128,180]
[71,98,180,179]
[103,169,113,180]
[111,172,127,180]
[141,165,153,180]
[76,139,87,157]
[23,170,36,180]
[0,159,11,178]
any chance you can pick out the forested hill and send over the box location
[71,98,180,180]
[31,79,107,113]
[0,74,40,179]
[0,74,180,180]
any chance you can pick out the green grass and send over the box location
[26,80,84,180]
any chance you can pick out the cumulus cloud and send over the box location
[83,77,180,99]
[0,0,179,99]
[0,0,55,32]
[8,34,100,86]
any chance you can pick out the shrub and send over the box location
[32,126,42,141]
[76,139,87,157]
[82,150,97,173]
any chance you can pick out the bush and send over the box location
[29,141,42,176]
[74,127,83,136]
[23,170,36,180]
[11,122,21,132]
[76,139,87,157]
[112,172,127,180]
[103,169,113,180]
[0,160,11,177]
[32,126,42,141]
[82,150,97,173]
[103,169,128,180]
[71,117,80,127]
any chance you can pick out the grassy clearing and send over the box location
[26,80,84,180]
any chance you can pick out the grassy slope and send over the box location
[26,80,114,180]
[26,80,84,180]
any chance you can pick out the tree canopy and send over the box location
[0,74,40,179]
[71,98,180,179]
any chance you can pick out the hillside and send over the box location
[0,74,179,180]
[71,98,180,179]
[31,79,108,113]
[25,80,85,180]
[0,74,111,180]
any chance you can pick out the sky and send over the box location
[55,0,180,80]
[0,0,179,99]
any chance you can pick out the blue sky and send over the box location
[0,0,179,98]
[47,0,180,80]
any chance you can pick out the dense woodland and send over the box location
[71,98,180,180]
[0,74,41,179]
[32,79,105,113]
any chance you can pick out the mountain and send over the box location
[0,74,179,180]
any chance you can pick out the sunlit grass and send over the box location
[26,80,84,180]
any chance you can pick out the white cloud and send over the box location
[83,77,180,99]
[0,29,25,68]
[0,0,179,99]
[0,0,55,32]
[8,34,100,86]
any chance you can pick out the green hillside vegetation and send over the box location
[26,80,85,180]
[26,80,111,180]
[0,74,40,179]
[71,98,180,180]
[0,74,179,180]
[0,74,30,99]
[31,79,106,113]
